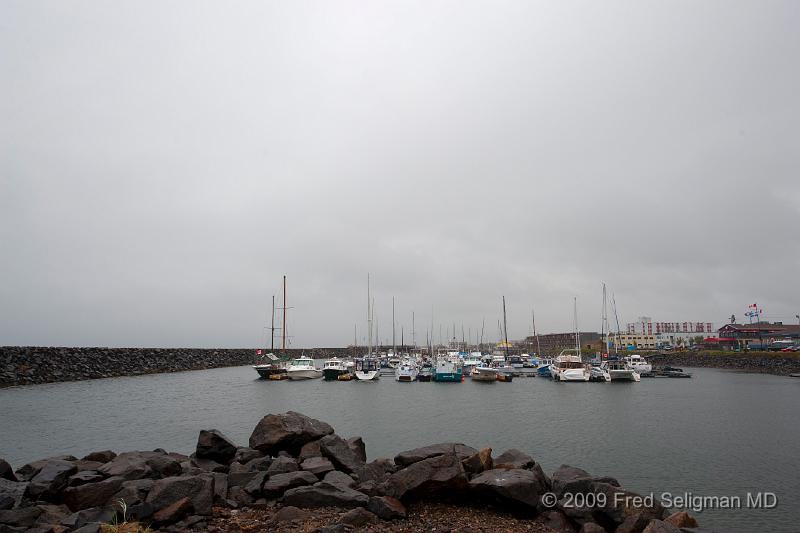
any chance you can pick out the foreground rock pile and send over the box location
[1,411,702,532]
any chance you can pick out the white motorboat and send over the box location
[395,358,418,382]
[462,352,483,374]
[471,366,498,382]
[552,349,591,382]
[603,358,641,381]
[286,357,323,380]
[625,354,652,375]
[354,356,380,380]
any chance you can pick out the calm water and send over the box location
[1,366,798,531]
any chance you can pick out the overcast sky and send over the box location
[1,1,798,348]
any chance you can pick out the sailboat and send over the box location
[551,298,591,382]
[599,286,639,382]
[354,274,380,381]
[253,279,288,379]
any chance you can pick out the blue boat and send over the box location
[536,358,554,378]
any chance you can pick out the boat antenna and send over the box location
[281,275,287,351]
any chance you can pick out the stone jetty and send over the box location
[0,347,351,387]
[0,411,704,533]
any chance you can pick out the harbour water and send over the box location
[1,366,797,532]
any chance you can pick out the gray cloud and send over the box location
[2,1,798,348]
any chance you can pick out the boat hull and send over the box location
[608,369,640,381]
[323,368,349,381]
[555,368,590,382]
[287,369,323,380]
[354,370,380,381]
[254,365,286,379]
[471,367,498,382]
[433,372,462,382]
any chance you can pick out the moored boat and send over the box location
[471,365,498,382]
[433,356,463,382]
[625,354,652,375]
[603,357,640,382]
[286,357,323,380]
[395,358,418,382]
[322,358,350,381]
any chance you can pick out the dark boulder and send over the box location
[367,495,406,520]
[97,451,181,481]
[145,475,214,516]
[227,471,258,490]
[243,472,269,497]
[283,481,368,509]
[579,523,607,533]
[34,503,71,526]
[81,451,116,464]
[298,440,323,461]
[233,447,263,465]
[211,473,227,504]
[320,434,365,474]
[323,471,356,488]
[109,478,153,507]
[262,471,318,498]
[300,457,334,477]
[266,456,298,475]
[73,461,105,473]
[552,465,619,499]
[0,479,28,510]
[381,453,468,501]
[15,457,76,483]
[0,496,13,511]
[0,461,15,482]
[25,460,77,501]
[152,496,193,524]
[241,456,273,472]
[189,455,227,473]
[60,507,116,530]
[354,458,396,485]
[249,412,334,455]
[462,448,493,476]
[493,449,535,470]
[591,482,665,525]
[196,430,238,465]
[394,443,477,468]
[339,507,377,527]
[469,468,549,510]
[0,507,42,527]
[63,476,124,511]
[67,471,105,487]
[346,437,367,463]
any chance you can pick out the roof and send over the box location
[719,323,800,334]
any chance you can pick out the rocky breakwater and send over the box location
[0,411,703,533]
[0,347,352,387]
[649,351,800,376]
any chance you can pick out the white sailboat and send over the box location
[395,357,418,382]
[552,298,591,382]
[355,274,380,381]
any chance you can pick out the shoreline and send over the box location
[2,346,798,388]
[0,411,701,533]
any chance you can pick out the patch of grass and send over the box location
[101,523,153,533]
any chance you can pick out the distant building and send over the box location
[523,332,601,355]
[627,317,713,336]
[716,322,800,349]
[612,333,657,350]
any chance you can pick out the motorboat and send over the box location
[551,349,590,382]
[471,365,498,382]
[417,361,433,381]
[395,358,418,382]
[322,358,350,381]
[589,365,611,382]
[603,357,640,381]
[286,357,323,380]
[433,355,463,382]
[536,358,555,377]
[354,356,381,381]
[625,354,652,375]
[462,352,483,374]
[253,352,287,379]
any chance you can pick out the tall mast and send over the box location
[367,274,371,356]
[532,308,541,356]
[281,275,287,351]
[611,292,621,354]
[502,296,510,359]
[574,297,580,356]
[412,311,416,348]
[603,283,610,355]
[392,297,396,353]
[271,295,275,352]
